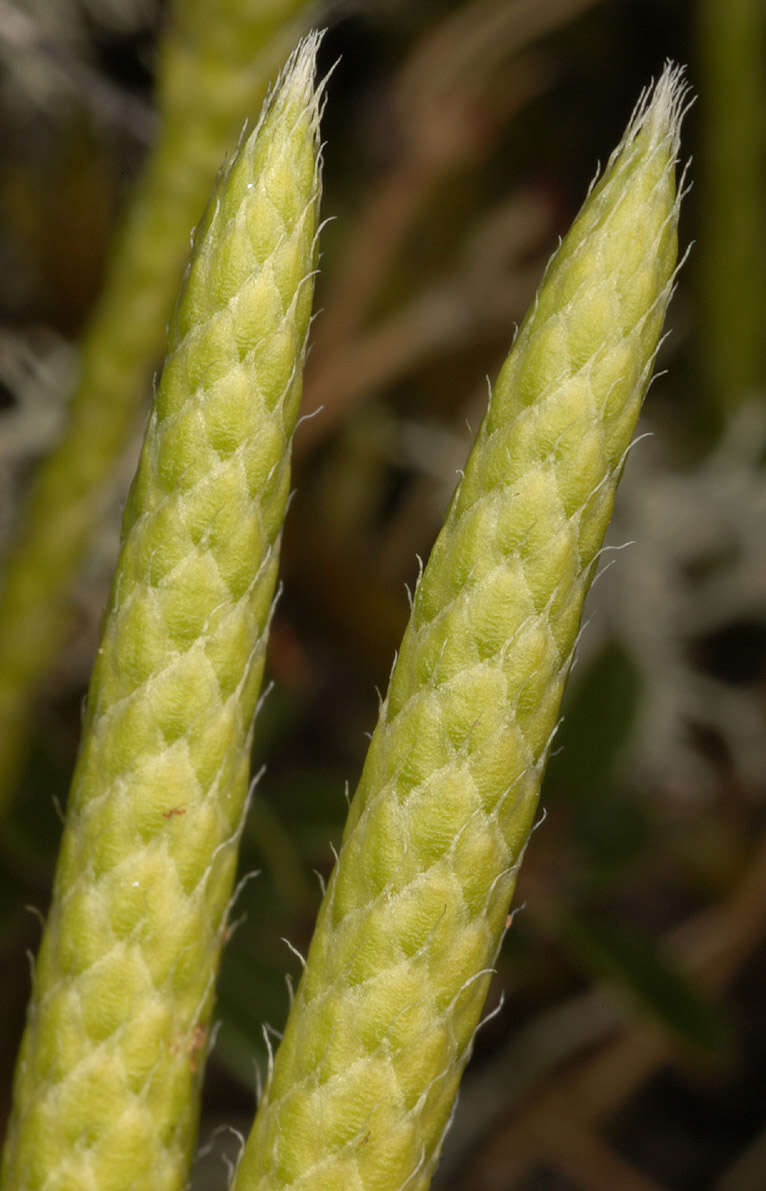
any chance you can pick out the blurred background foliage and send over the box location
[1,1,765,1188]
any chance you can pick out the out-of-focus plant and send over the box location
[696,0,765,417]
[0,0,313,809]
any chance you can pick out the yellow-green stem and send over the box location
[0,0,311,813]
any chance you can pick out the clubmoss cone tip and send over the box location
[627,60,691,159]
[230,65,688,1191]
[257,28,327,142]
[0,32,325,1191]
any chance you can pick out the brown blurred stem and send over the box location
[462,828,766,1189]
